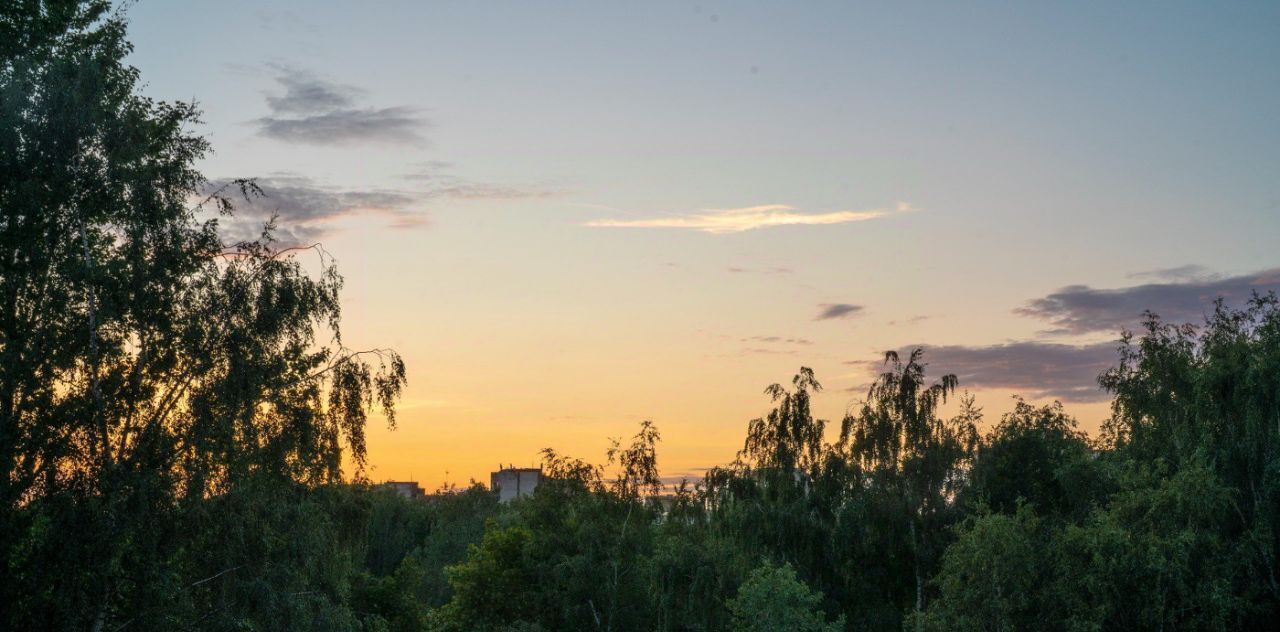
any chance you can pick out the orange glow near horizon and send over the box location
[120,3,1280,495]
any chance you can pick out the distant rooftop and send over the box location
[490,465,542,503]
[381,480,425,499]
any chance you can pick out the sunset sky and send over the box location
[125,1,1280,488]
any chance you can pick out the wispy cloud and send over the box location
[202,175,427,245]
[742,336,814,345]
[1126,264,1218,283]
[815,303,863,320]
[728,266,793,275]
[1017,266,1280,335]
[887,315,931,326]
[425,183,559,200]
[728,335,815,357]
[399,163,561,201]
[204,165,560,245]
[585,202,913,234]
[847,342,1119,402]
[255,68,427,146]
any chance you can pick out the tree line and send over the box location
[4,3,1280,630]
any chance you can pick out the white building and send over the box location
[490,466,542,502]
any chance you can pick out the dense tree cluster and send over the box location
[1,2,406,628]
[415,299,1280,632]
[5,3,1280,630]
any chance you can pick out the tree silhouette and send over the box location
[1,2,404,627]
[842,349,979,628]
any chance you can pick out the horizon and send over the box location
[123,1,1280,489]
[8,2,1280,629]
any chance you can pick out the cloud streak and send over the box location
[815,303,863,320]
[1018,267,1280,335]
[1125,264,1217,283]
[425,183,560,201]
[742,336,813,345]
[204,166,561,245]
[585,202,912,234]
[399,163,562,201]
[258,107,426,145]
[849,342,1119,403]
[255,69,427,145]
[202,175,427,245]
[728,266,793,275]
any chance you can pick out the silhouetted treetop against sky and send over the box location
[1,1,404,626]
[4,3,1280,629]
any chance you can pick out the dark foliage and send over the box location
[4,4,1279,631]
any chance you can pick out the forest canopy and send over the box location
[3,3,1279,631]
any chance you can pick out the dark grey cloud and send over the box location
[256,70,427,145]
[202,175,426,245]
[815,303,863,320]
[266,73,360,115]
[1017,267,1280,335]
[848,341,1119,403]
[258,107,426,145]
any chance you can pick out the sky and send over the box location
[123,1,1280,488]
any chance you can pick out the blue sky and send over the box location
[125,1,1280,484]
